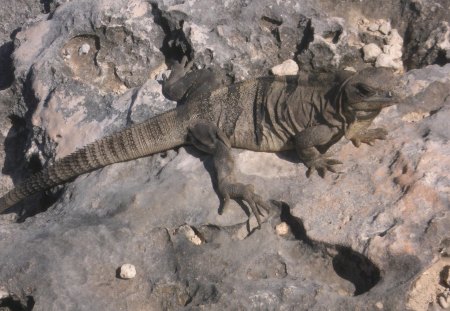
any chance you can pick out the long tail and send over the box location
[0,108,188,212]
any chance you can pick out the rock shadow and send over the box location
[277,201,381,296]
[1,70,60,219]
[0,40,14,90]
[0,294,35,311]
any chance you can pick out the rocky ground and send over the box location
[0,0,449,310]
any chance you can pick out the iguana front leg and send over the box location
[163,56,229,101]
[162,56,195,101]
[345,118,388,147]
[294,125,342,178]
[189,122,270,228]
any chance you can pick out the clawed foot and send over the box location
[220,182,271,229]
[163,55,196,101]
[305,156,342,178]
[351,128,388,147]
[169,55,194,81]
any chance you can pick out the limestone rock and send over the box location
[360,26,403,70]
[0,0,449,310]
[119,264,137,279]
[271,59,299,76]
[375,53,398,69]
[368,23,380,32]
[363,43,382,62]
[275,222,290,236]
[0,287,9,299]
[378,21,391,35]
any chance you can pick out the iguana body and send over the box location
[0,59,401,226]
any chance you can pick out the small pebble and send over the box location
[368,23,379,32]
[386,29,403,46]
[375,53,393,67]
[0,287,9,299]
[271,59,299,76]
[363,43,382,62]
[375,53,402,70]
[119,263,136,279]
[379,22,391,35]
[343,66,357,72]
[375,301,384,309]
[439,295,449,309]
[383,44,402,60]
[275,222,290,235]
[78,43,91,55]
[179,225,202,245]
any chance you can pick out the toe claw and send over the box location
[327,166,337,173]
[317,167,326,178]
[327,159,343,165]
[220,182,271,229]
[180,55,188,66]
[305,157,342,177]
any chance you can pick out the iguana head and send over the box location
[340,67,402,113]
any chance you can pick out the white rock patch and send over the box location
[119,264,136,279]
[78,43,90,55]
[271,59,299,76]
[275,222,290,236]
[363,43,382,62]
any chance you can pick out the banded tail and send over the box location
[0,108,188,212]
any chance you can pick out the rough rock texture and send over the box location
[0,0,449,310]
[0,0,48,200]
[317,0,450,69]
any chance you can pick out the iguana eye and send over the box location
[355,83,375,97]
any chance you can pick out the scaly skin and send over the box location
[0,58,401,227]
[0,109,189,210]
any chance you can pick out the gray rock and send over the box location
[398,1,450,69]
[0,0,449,310]
[0,0,49,220]
[312,0,450,69]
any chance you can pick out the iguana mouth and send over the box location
[366,91,397,102]
[351,92,399,110]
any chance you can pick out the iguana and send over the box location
[0,57,401,226]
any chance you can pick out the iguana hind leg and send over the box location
[188,121,270,228]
